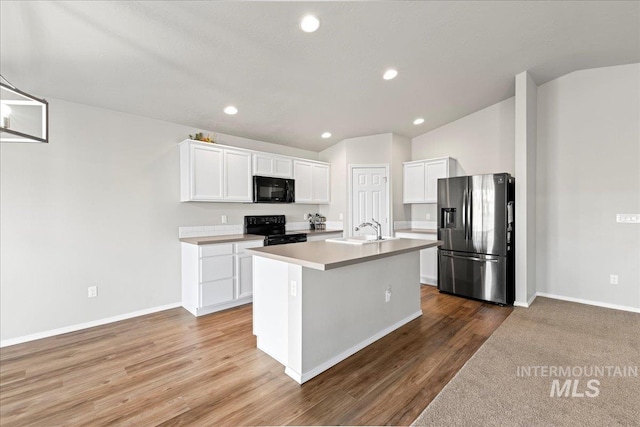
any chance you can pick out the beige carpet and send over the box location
[412,297,640,426]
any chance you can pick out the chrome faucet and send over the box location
[355,218,382,240]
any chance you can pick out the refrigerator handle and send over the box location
[441,252,499,263]
[507,201,514,245]
[462,189,467,240]
[468,189,473,241]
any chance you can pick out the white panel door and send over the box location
[351,167,389,237]
[224,150,252,201]
[192,144,224,201]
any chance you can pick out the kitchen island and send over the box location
[247,238,442,384]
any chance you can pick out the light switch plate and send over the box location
[616,214,640,223]
[88,286,98,298]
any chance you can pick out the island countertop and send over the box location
[395,228,437,234]
[246,238,442,271]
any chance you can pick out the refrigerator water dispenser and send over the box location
[441,208,456,228]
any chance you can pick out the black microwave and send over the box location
[253,176,295,203]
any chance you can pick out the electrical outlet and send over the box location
[88,286,98,298]
[385,287,392,303]
[304,214,309,220]
[617,214,640,223]
[290,280,297,297]
[610,275,619,285]
[339,213,343,221]
[426,213,431,220]
[221,215,228,224]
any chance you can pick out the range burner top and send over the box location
[244,215,307,246]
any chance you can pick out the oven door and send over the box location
[265,234,307,246]
[253,176,294,203]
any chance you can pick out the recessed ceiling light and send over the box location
[321,132,332,139]
[224,106,238,115]
[413,118,425,125]
[383,69,398,80]
[300,15,320,33]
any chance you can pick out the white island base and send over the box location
[252,251,421,384]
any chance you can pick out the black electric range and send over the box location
[244,215,307,246]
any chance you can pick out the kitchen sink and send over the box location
[326,236,400,245]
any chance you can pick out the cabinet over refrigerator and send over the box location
[437,173,515,305]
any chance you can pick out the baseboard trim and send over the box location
[514,293,537,308]
[0,302,182,348]
[194,297,252,317]
[420,276,437,286]
[289,310,423,384]
[536,293,640,313]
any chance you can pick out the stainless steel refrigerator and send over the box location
[437,173,515,305]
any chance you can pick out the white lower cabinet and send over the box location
[236,241,261,299]
[182,239,263,316]
[395,232,438,285]
[201,278,234,307]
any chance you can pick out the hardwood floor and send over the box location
[0,286,512,426]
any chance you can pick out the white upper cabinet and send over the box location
[403,157,456,203]
[253,153,293,178]
[403,162,425,203]
[224,150,252,201]
[294,160,330,204]
[294,161,313,202]
[180,140,252,202]
[180,139,329,204]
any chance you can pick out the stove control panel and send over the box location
[245,215,286,225]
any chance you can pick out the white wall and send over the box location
[536,64,640,310]
[411,97,515,221]
[0,98,319,342]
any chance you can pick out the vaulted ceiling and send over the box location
[1,1,638,151]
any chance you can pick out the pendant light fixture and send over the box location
[0,76,49,143]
